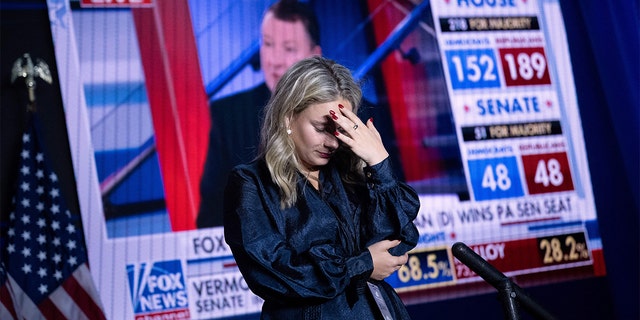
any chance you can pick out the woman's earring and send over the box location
[287,129,292,135]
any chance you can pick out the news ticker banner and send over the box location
[47,0,605,319]
[386,193,602,291]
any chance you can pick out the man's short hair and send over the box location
[268,0,321,47]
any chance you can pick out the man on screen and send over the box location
[197,0,322,228]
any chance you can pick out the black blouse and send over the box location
[223,157,419,319]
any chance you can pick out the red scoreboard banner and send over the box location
[80,0,153,7]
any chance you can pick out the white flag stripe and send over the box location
[5,274,45,320]
[0,302,15,320]
[49,283,89,320]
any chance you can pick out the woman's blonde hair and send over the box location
[258,56,363,208]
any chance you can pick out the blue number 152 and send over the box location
[445,49,501,90]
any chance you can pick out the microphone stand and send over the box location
[452,242,556,320]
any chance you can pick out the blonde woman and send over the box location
[224,56,419,319]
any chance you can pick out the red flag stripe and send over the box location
[0,284,18,320]
[72,265,104,305]
[61,270,105,320]
[38,296,67,320]
[62,272,92,317]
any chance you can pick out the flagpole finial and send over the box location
[11,53,53,111]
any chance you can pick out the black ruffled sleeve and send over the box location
[361,158,420,256]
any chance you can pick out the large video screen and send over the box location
[50,0,605,318]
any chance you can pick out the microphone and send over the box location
[451,242,556,320]
[451,242,508,287]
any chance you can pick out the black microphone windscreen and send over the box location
[452,242,507,288]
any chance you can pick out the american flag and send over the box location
[0,115,106,319]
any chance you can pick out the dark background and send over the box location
[1,0,637,319]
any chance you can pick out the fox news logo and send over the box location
[127,260,190,318]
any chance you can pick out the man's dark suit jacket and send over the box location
[197,83,271,228]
